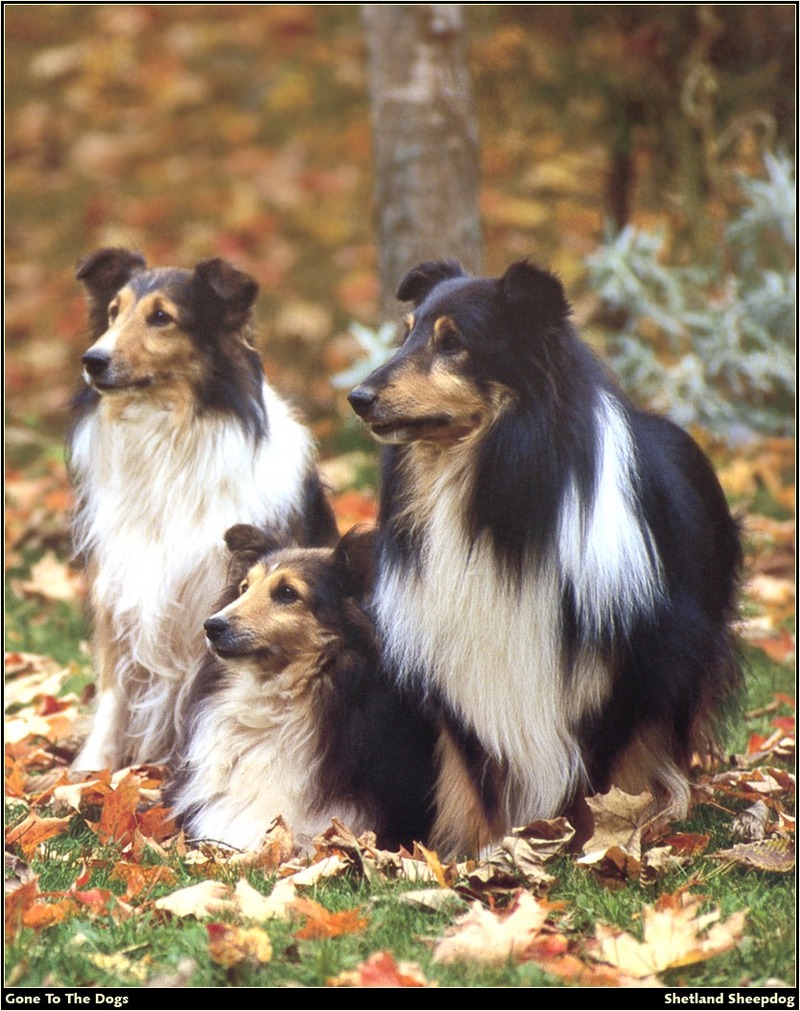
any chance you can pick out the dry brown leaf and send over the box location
[328,950,432,988]
[593,891,747,978]
[731,800,770,841]
[582,788,652,861]
[228,816,295,870]
[207,923,272,968]
[432,890,551,966]
[709,838,795,873]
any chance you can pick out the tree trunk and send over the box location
[363,3,482,319]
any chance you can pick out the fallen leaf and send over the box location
[13,551,83,603]
[661,833,710,856]
[328,950,432,987]
[207,923,272,968]
[731,800,770,841]
[154,880,238,919]
[87,951,150,983]
[292,897,369,940]
[582,788,652,862]
[6,812,73,860]
[709,838,794,873]
[593,891,747,978]
[432,890,551,966]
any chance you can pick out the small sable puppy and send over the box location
[348,258,743,855]
[167,525,437,852]
[68,248,337,772]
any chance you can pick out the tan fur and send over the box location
[430,727,498,856]
[366,346,512,447]
[211,559,337,678]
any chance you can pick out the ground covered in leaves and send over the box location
[4,456,796,988]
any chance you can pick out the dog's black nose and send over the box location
[82,350,111,377]
[348,385,376,417]
[204,617,228,642]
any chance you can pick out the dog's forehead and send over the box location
[263,547,332,578]
[415,276,497,327]
[123,267,192,302]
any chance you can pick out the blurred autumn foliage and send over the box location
[4,5,795,445]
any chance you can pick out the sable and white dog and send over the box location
[69,248,337,772]
[167,525,437,852]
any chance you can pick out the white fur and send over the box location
[558,391,664,636]
[71,381,316,770]
[174,668,364,851]
[376,395,663,828]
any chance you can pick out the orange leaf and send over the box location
[90,771,141,846]
[328,950,431,988]
[6,812,73,860]
[661,833,710,856]
[292,897,369,940]
[110,861,177,901]
[5,879,38,941]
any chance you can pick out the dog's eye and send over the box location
[149,308,173,328]
[274,583,299,604]
[437,326,463,355]
[108,304,119,324]
[238,579,249,596]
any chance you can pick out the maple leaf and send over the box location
[432,891,552,966]
[292,896,369,940]
[328,950,432,988]
[89,771,141,846]
[206,923,273,968]
[592,890,747,979]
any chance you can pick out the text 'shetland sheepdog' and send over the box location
[69,248,337,772]
[349,259,742,855]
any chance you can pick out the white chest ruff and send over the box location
[70,384,314,766]
[177,674,365,851]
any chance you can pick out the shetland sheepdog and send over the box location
[348,258,742,855]
[68,248,338,772]
[166,524,437,851]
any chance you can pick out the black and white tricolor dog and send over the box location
[348,258,742,855]
[167,525,437,851]
[69,248,337,772]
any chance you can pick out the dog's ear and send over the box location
[223,524,282,557]
[76,248,146,300]
[499,260,571,327]
[396,259,465,305]
[333,525,376,599]
[193,258,259,331]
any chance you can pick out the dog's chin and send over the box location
[370,415,477,445]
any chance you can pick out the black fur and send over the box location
[350,258,742,845]
[168,528,437,852]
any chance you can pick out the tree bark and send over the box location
[363,3,482,319]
